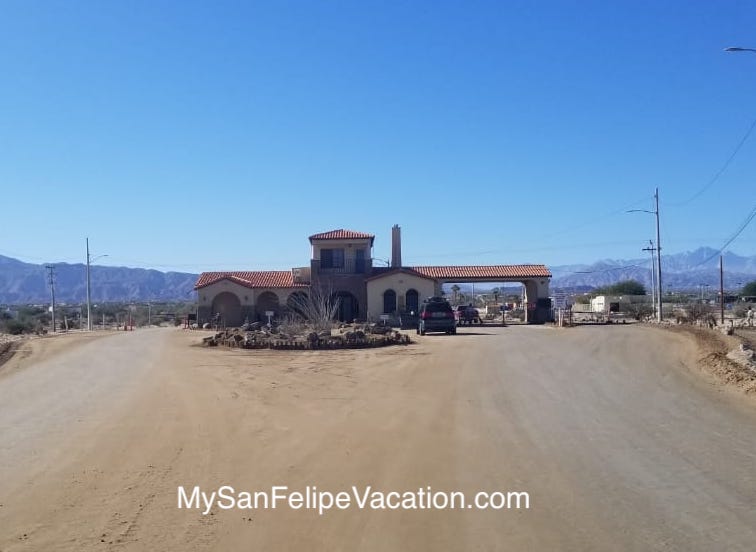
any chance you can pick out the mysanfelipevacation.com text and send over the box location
[178,485,530,516]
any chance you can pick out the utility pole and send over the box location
[46,265,56,332]
[720,255,725,325]
[654,188,663,322]
[642,241,657,318]
[627,189,663,321]
[86,237,92,331]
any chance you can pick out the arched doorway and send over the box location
[256,291,280,321]
[335,291,359,322]
[406,289,419,313]
[211,291,242,327]
[383,289,396,314]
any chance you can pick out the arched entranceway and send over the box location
[256,291,280,321]
[211,291,243,327]
[406,289,419,313]
[335,291,359,322]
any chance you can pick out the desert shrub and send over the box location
[687,303,712,322]
[624,303,653,321]
[734,305,748,318]
[2,319,34,335]
[277,314,309,336]
[287,287,341,331]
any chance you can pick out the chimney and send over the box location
[391,224,402,268]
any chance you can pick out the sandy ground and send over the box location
[1,325,756,551]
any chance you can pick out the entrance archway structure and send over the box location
[409,265,552,323]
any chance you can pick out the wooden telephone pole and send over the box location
[45,264,56,332]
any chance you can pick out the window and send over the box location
[355,249,366,273]
[383,289,397,314]
[321,248,344,269]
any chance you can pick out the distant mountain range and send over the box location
[549,247,756,291]
[0,247,754,304]
[0,255,197,304]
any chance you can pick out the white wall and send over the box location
[366,273,436,319]
[591,295,651,313]
[310,239,372,262]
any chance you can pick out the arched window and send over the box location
[383,289,397,314]
[406,289,419,313]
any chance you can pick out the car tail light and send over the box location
[421,311,430,319]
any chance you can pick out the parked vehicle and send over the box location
[455,305,481,325]
[417,297,456,335]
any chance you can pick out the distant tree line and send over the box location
[1,301,197,334]
[593,280,647,296]
[743,281,756,297]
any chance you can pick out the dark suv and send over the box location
[417,297,456,335]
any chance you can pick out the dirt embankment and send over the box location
[665,324,756,396]
[0,335,25,370]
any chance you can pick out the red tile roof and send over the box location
[308,229,375,243]
[365,267,437,281]
[409,265,551,279]
[194,271,308,290]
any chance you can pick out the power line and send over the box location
[530,195,652,242]
[691,203,756,269]
[669,116,756,207]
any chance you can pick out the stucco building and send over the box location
[195,226,553,325]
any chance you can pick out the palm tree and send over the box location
[451,284,460,304]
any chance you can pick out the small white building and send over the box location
[590,295,650,314]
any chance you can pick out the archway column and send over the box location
[523,278,551,323]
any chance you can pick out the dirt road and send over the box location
[1,325,755,551]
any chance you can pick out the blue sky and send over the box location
[1,0,755,273]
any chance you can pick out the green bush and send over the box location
[624,303,654,321]
[595,280,647,296]
[2,319,34,335]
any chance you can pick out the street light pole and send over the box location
[86,238,92,331]
[86,240,108,332]
[642,241,657,319]
[627,189,663,322]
